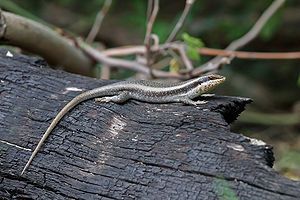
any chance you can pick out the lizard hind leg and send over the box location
[95,92,130,104]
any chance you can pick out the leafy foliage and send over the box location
[169,58,181,73]
[182,32,204,61]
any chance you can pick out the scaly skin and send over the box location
[21,74,225,175]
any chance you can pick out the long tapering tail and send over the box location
[21,93,90,175]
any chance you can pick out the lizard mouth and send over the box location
[208,74,226,81]
[200,74,226,93]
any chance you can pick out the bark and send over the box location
[0,49,299,200]
[0,11,94,76]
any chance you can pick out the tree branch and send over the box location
[103,42,194,71]
[227,0,286,51]
[192,0,286,76]
[199,47,300,60]
[103,42,300,61]
[0,0,289,80]
[146,0,153,24]
[0,11,94,76]
[86,0,112,44]
[78,40,182,79]
[144,0,159,69]
[144,0,159,44]
[166,0,195,43]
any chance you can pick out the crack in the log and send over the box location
[108,154,299,198]
[113,156,177,171]
[34,165,132,199]
[128,117,182,130]
[0,171,73,199]
[78,165,149,187]
[180,168,298,198]
[115,145,153,153]
[74,188,118,200]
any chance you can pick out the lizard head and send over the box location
[197,74,226,94]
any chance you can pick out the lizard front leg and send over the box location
[178,98,207,106]
[95,92,130,104]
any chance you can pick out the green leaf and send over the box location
[182,33,204,61]
[186,46,200,61]
[182,32,204,48]
[169,58,181,73]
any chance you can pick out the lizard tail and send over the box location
[21,93,91,175]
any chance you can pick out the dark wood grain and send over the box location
[0,49,299,200]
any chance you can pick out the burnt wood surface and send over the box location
[0,49,299,200]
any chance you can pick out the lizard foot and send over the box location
[181,98,207,106]
[194,100,207,105]
[188,100,207,106]
[95,92,130,104]
[95,97,112,103]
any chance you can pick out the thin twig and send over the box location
[103,45,147,56]
[86,0,112,43]
[192,0,286,76]
[227,0,285,51]
[80,0,289,80]
[144,0,159,44]
[199,47,300,60]
[78,39,182,79]
[100,65,111,79]
[103,44,300,60]
[79,40,150,74]
[146,0,153,24]
[144,0,159,69]
[102,43,173,57]
[166,0,195,43]
[103,42,193,70]
[174,44,194,70]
